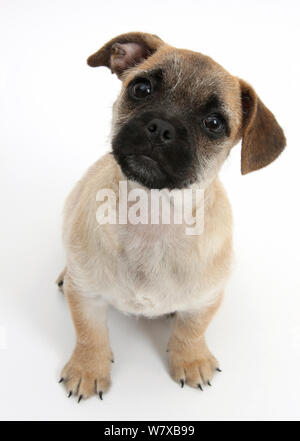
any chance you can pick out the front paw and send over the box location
[59,345,113,402]
[168,341,220,390]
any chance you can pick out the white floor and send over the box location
[1,0,300,421]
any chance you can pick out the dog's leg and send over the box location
[168,296,222,389]
[60,274,113,401]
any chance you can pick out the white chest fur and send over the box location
[70,218,228,318]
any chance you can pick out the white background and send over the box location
[1,0,299,421]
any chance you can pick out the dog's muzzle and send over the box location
[112,111,197,189]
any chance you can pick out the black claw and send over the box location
[180,379,185,388]
[111,359,114,363]
[99,391,103,401]
[78,395,83,403]
[68,391,72,398]
[58,280,63,287]
[207,381,212,387]
[198,384,203,391]
[216,368,222,372]
[58,377,64,383]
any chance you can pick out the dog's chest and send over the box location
[99,222,207,316]
[119,223,188,280]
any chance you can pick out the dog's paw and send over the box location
[59,348,112,402]
[56,267,66,293]
[168,342,220,390]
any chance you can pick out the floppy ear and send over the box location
[239,79,286,175]
[87,32,164,78]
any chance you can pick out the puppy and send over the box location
[57,32,286,401]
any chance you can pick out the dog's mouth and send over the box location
[113,152,170,189]
[135,154,158,166]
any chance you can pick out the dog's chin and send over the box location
[113,153,198,190]
[113,153,170,189]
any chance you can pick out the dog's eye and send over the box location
[130,79,152,99]
[203,114,225,135]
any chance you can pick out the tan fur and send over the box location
[58,32,286,400]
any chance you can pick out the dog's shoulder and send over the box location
[197,177,233,273]
[62,153,120,248]
[64,153,118,211]
[201,177,232,239]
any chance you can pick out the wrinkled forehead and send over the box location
[123,48,241,113]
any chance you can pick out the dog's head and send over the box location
[88,32,286,189]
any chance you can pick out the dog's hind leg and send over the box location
[56,266,67,293]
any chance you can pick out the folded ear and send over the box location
[239,79,286,175]
[87,32,164,78]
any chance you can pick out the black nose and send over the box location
[145,118,176,144]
